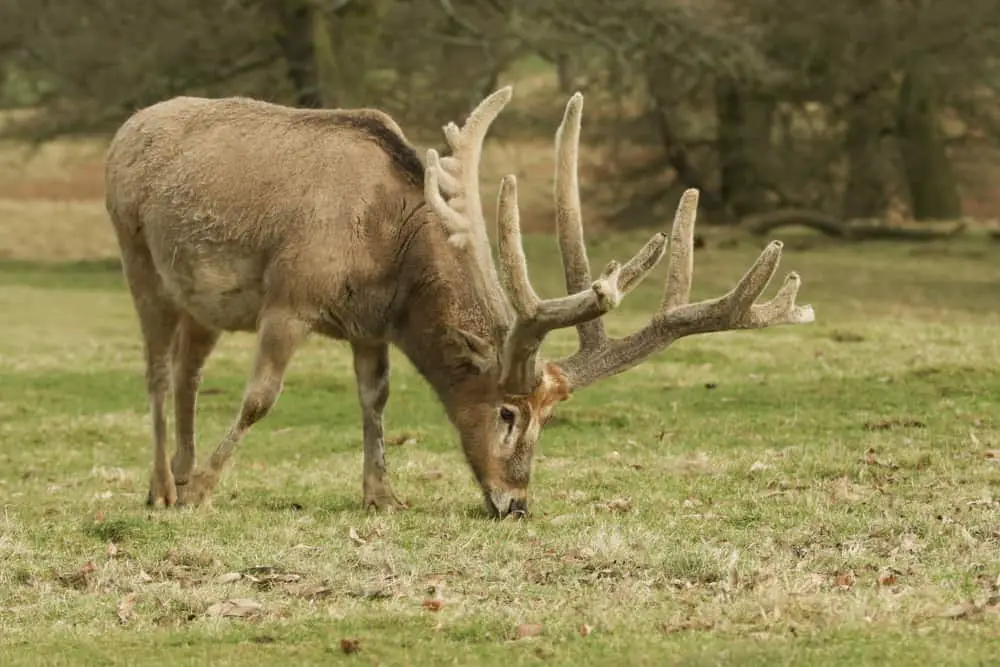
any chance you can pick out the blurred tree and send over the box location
[0,0,997,228]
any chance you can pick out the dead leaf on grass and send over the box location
[863,418,926,431]
[57,561,97,590]
[984,450,1000,461]
[422,598,445,612]
[348,526,366,546]
[833,571,856,591]
[340,638,361,654]
[516,623,543,640]
[106,542,119,558]
[660,618,714,634]
[205,598,263,619]
[387,432,418,447]
[578,623,592,637]
[116,594,136,625]
[597,497,632,513]
[297,584,333,600]
[749,460,772,473]
[877,567,902,588]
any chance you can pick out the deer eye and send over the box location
[499,406,516,430]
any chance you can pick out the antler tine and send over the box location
[554,190,815,392]
[425,87,516,343]
[434,86,513,252]
[660,189,699,311]
[554,92,606,353]
[495,159,668,396]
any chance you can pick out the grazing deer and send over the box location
[104,86,814,519]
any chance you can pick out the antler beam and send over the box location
[555,189,815,390]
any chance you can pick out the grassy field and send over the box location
[1,203,999,665]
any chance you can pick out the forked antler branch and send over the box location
[425,88,668,395]
[555,189,816,390]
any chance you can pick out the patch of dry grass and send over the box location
[1,220,999,664]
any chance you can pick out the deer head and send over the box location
[424,87,815,519]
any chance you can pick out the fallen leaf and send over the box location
[578,623,592,637]
[93,511,105,524]
[340,638,361,654]
[205,598,263,618]
[117,594,136,625]
[833,571,855,591]
[350,587,393,600]
[298,584,333,600]
[984,450,1000,460]
[749,460,771,473]
[941,603,979,620]
[422,598,445,612]
[106,542,119,558]
[863,418,926,431]
[598,497,632,513]
[387,432,418,446]
[348,527,366,546]
[137,570,154,584]
[215,572,243,584]
[516,623,543,640]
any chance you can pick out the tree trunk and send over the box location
[841,94,892,218]
[556,52,573,93]
[715,78,775,218]
[896,67,962,220]
[272,0,323,108]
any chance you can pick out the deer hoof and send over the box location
[146,470,178,508]
[175,468,218,508]
[363,488,409,513]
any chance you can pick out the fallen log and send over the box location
[741,209,967,241]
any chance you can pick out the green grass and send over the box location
[1,232,999,666]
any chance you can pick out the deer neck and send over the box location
[390,216,499,416]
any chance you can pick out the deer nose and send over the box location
[487,490,529,519]
[508,497,528,519]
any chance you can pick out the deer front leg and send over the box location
[177,310,307,507]
[352,342,408,512]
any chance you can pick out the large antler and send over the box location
[424,89,668,395]
[554,188,816,390]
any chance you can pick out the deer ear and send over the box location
[446,328,495,374]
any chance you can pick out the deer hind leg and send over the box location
[119,248,181,507]
[352,343,408,512]
[170,315,220,487]
[177,309,307,507]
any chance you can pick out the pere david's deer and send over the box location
[104,86,814,519]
